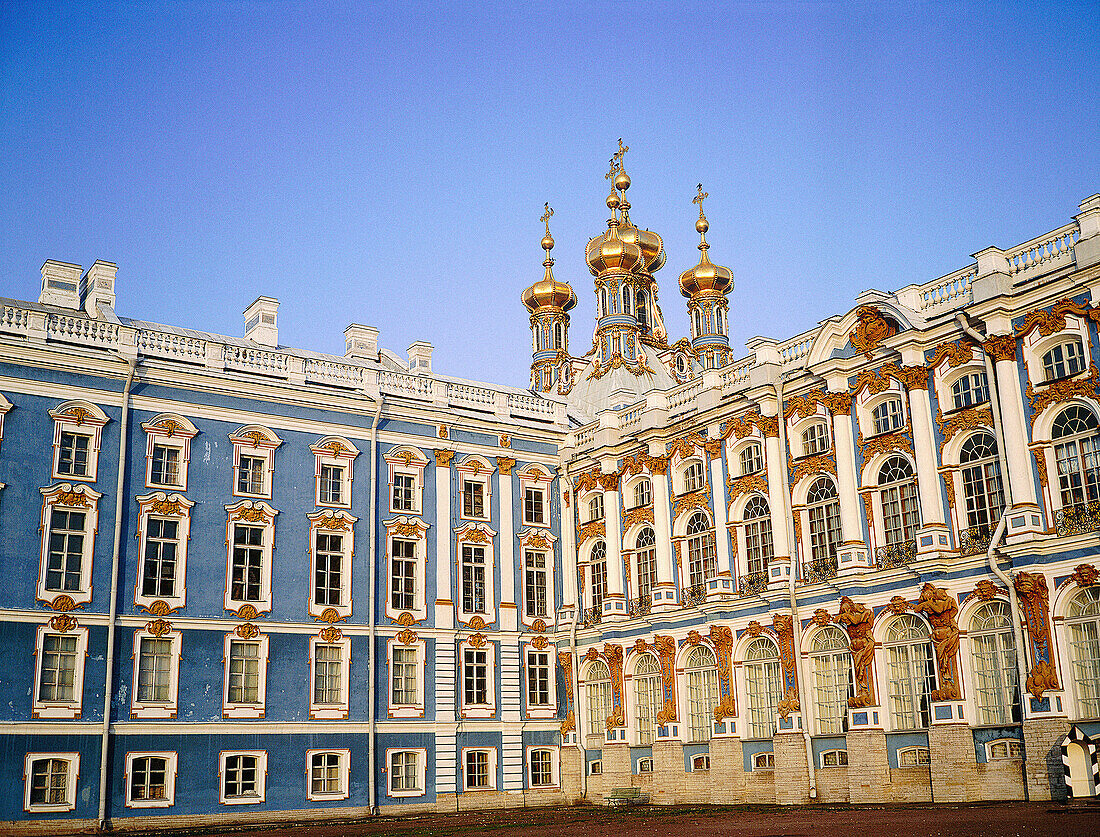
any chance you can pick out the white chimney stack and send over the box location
[244,296,279,347]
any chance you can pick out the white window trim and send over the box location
[519,465,554,527]
[752,751,775,771]
[133,492,194,611]
[524,643,558,718]
[457,456,493,522]
[459,638,497,719]
[636,757,654,774]
[985,738,1024,760]
[218,750,267,805]
[130,629,181,719]
[793,415,832,458]
[32,624,89,719]
[690,754,711,772]
[311,436,359,509]
[23,752,79,813]
[229,425,283,500]
[863,393,908,437]
[897,745,931,767]
[223,500,278,615]
[37,483,102,608]
[383,516,429,622]
[142,413,198,491]
[526,745,560,789]
[384,446,428,514]
[222,632,269,719]
[307,510,357,620]
[679,458,707,494]
[387,637,426,718]
[456,524,497,625]
[587,758,603,776]
[937,363,989,414]
[518,530,557,628]
[124,751,178,809]
[49,400,108,482]
[309,635,351,720]
[305,748,351,801]
[820,748,849,767]
[461,747,498,791]
[385,748,427,798]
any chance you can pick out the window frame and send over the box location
[305,748,351,801]
[384,446,428,514]
[229,425,282,500]
[526,746,560,789]
[461,747,498,792]
[222,632,269,719]
[525,643,557,718]
[459,639,496,718]
[384,516,429,621]
[738,442,764,476]
[33,625,89,719]
[457,525,496,625]
[37,483,102,608]
[682,459,706,494]
[223,500,278,615]
[800,420,830,457]
[310,635,351,720]
[23,752,79,813]
[49,401,108,483]
[130,629,182,719]
[307,510,357,620]
[752,751,775,771]
[387,637,426,718]
[124,751,178,809]
[218,750,267,805]
[897,746,931,767]
[870,397,906,436]
[457,457,493,522]
[134,492,194,611]
[948,370,990,412]
[1042,339,1087,382]
[820,749,849,768]
[386,748,427,798]
[311,436,359,509]
[519,464,554,527]
[142,414,198,491]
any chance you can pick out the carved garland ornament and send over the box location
[927,339,979,370]
[937,405,995,446]
[773,614,800,719]
[1025,364,1100,418]
[315,513,351,531]
[709,625,737,720]
[49,614,77,633]
[849,306,898,359]
[858,428,914,460]
[621,506,654,530]
[787,453,837,487]
[727,472,768,504]
[1015,299,1100,339]
[653,635,678,724]
[558,651,575,735]
[433,449,455,467]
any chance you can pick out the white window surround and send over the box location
[588,758,603,775]
[229,425,282,500]
[752,751,775,770]
[309,635,351,720]
[33,624,89,719]
[937,364,989,414]
[733,440,765,477]
[518,529,557,629]
[133,492,194,611]
[985,739,1024,760]
[218,750,267,804]
[459,638,497,719]
[383,516,429,622]
[23,752,79,813]
[820,749,849,767]
[387,637,426,718]
[223,500,278,615]
[461,747,498,791]
[690,754,711,772]
[680,458,706,494]
[856,388,907,439]
[49,400,109,482]
[897,746,931,767]
[525,745,560,789]
[793,415,831,458]
[307,510,357,620]
[524,643,558,718]
[636,757,654,773]
[386,748,427,798]
[305,749,351,801]
[141,413,198,491]
[222,632,269,719]
[456,523,497,625]
[37,483,102,608]
[1023,324,1092,389]
[519,464,554,526]
[129,629,181,719]
[457,456,493,521]
[310,436,359,509]
[124,751,178,809]
[384,446,428,514]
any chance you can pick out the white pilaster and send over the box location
[603,480,626,620]
[498,463,517,631]
[763,427,792,585]
[899,359,951,557]
[434,452,454,628]
[993,346,1044,539]
[651,464,677,608]
[559,470,578,617]
[829,400,870,571]
[709,452,735,596]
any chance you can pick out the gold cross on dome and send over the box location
[694,183,708,215]
[605,157,618,181]
[541,202,553,229]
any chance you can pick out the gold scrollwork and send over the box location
[315,514,351,531]
[927,339,978,370]
[319,625,342,643]
[849,306,898,359]
[859,428,914,461]
[148,618,173,637]
[49,614,77,633]
[1025,364,1100,419]
[396,628,418,645]
[937,405,994,445]
[1015,299,1100,339]
[433,449,455,467]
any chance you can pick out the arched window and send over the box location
[716,308,725,336]
[740,443,763,476]
[969,601,1020,725]
[676,355,688,376]
[802,422,830,456]
[686,646,719,743]
[693,308,703,337]
[743,496,773,576]
[589,542,607,612]
[685,512,716,589]
[951,372,989,410]
[635,527,656,603]
[633,655,661,745]
[960,433,1005,529]
[879,457,920,548]
[871,398,904,435]
[683,461,705,493]
[885,615,935,729]
[636,290,648,329]
[1042,340,1086,382]
[633,479,652,509]
[811,626,852,735]
[745,637,783,739]
[600,288,608,318]
[622,287,632,315]
[533,323,542,352]
[585,660,611,737]
[806,477,841,564]
[1067,586,1100,718]
[555,322,564,350]
[587,494,604,522]
[1052,405,1100,508]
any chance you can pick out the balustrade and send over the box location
[681,583,707,608]
[876,540,916,569]
[1055,501,1100,537]
[958,524,995,555]
[804,556,838,584]
[738,571,768,597]
[581,605,602,627]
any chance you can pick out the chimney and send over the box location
[407,341,433,374]
[344,323,379,360]
[244,296,279,347]
[39,260,82,309]
[81,260,117,318]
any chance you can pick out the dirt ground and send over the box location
[124,802,1100,837]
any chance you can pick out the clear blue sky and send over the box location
[2,1,1098,388]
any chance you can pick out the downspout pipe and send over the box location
[98,353,138,830]
[367,394,383,815]
[774,373,817,800]
[562,460,586,800]
[956,312,1030,799]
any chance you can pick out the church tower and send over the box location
[679,184,734,369]
[522,204,576,392]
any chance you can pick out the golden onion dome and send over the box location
[585,217,643,276]
[522,205,577,313]
[617,213,666,273]
[679,185,733,297]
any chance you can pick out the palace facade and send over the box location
[2,154,1100,830]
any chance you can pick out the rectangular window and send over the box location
[130,755,168,802]
[524,487,546,525]
[26,755,78,811]
[38,633,78,703]
[237,455,266,495]
[462,479,485,518]
[231,524,263,602]
[392,646,418,705]
[391,539,416,611]
[392,473,415,511]
[150,444,181,487]
[221,752,265,803]
[57,432,90,477]
[464,750,490,789]
[464,648,488,706]
[529,749,553,787]
[313,644,343,706]
[314,532,343,607]
[524,550,547,618]
[228,640,261,704]
[46,509,85,593]
[308,750,348,800]
[527,650,550,707]
[141,518,179,599]
[319,464,344,505]
[389,750,423,795]
[462,544,486,614]
[137,637,173,703]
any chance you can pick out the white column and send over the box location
[603,477,626,619]
[558,469,578,617]
[497,459,517,631]
[763,427,792,585]
[826,391,869,571]
[905,379,951,555]
[709,451,734,596]
[433,450,454,629]
[651,465,677,608]
[994,353,1041,508]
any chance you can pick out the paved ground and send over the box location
[121,802,1100,837]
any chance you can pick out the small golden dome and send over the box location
[617,215,666,273]
[523,204,578,313]
[679,184,733,297]
[585,218,643,276]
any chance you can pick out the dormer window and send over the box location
[951,372,989,410]
[1042,340,1086,382]
[739,443,763,476]
[871,398,904,436]
[802,421,830,456]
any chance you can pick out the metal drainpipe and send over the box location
[562,460,586,801]
[956,312,1031,799]
[98,354,138,830]
[774,373,818,800]
[367,394,383,815]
